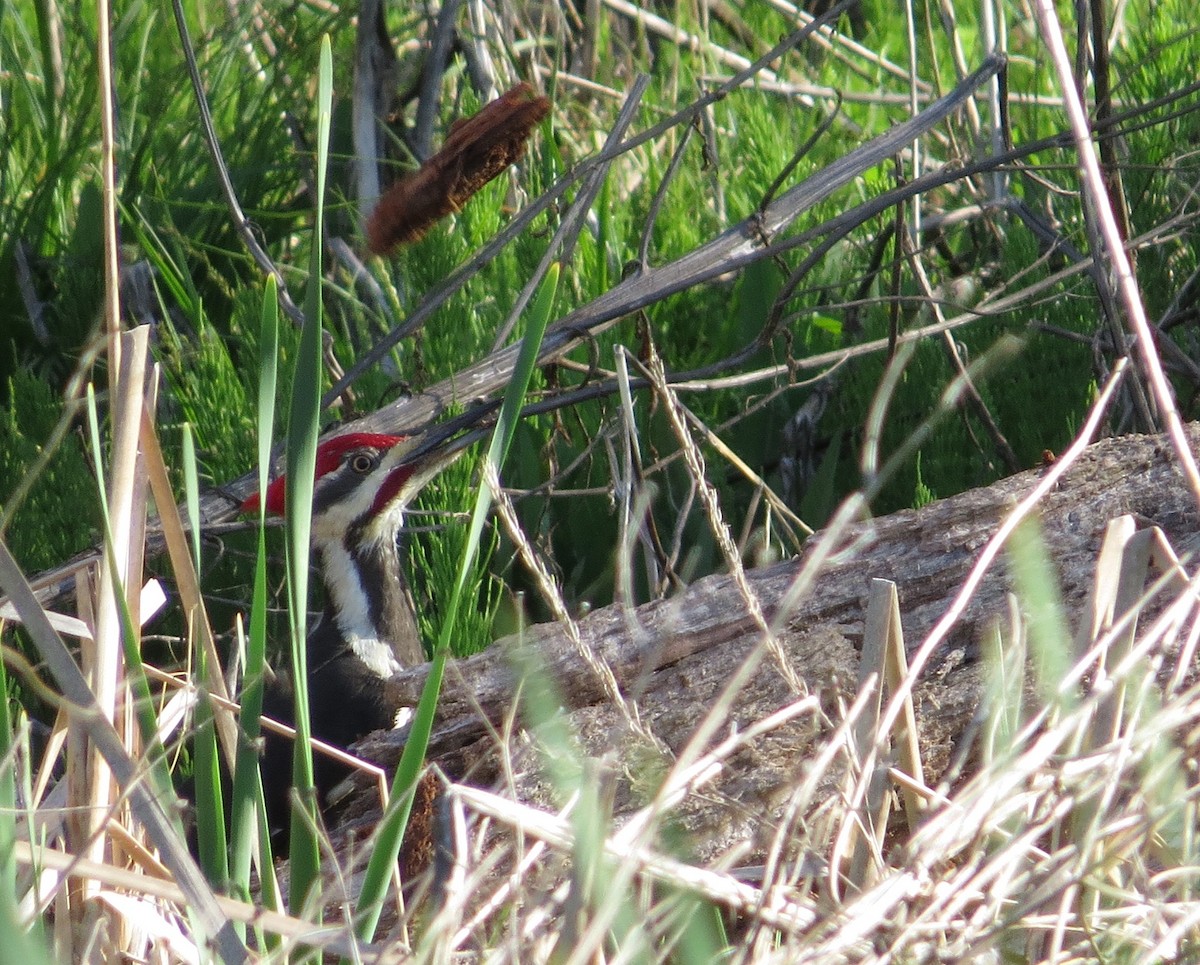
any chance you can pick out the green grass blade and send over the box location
[353,263,561,944]
[0,634,16,914]
[181,424,202,575]
[0,868,55,965]
[190,665,228,887]
[182,423,229,887]
[229,276,279,906]
[1008,518,1074,710]
[284,33,333,910]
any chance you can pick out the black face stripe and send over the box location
[311,447,387,518]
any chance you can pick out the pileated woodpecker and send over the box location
[242,431,459,839]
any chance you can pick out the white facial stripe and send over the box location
[321,543,375,644]
[319,541,371,631]
[317,539,403,679]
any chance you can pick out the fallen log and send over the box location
[349,426,1200,863]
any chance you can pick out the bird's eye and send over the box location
[349,452,376,474]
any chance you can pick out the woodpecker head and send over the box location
[241,431,457,545]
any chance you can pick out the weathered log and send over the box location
[349,427,1200,861]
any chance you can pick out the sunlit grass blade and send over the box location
[284,33,334,910]
[353,263,561,945]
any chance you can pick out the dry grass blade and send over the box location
[878,588,925,831]
[77,329,149,886]
[1081,519,1154,750]
[0,542,246,961]
[486,461,645,736]
[11,841,369,957]
[452,783,820,932]
[0,581,165,642]
[137,405,238,770]
[640,343,802,694]
[603,0,785,87]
